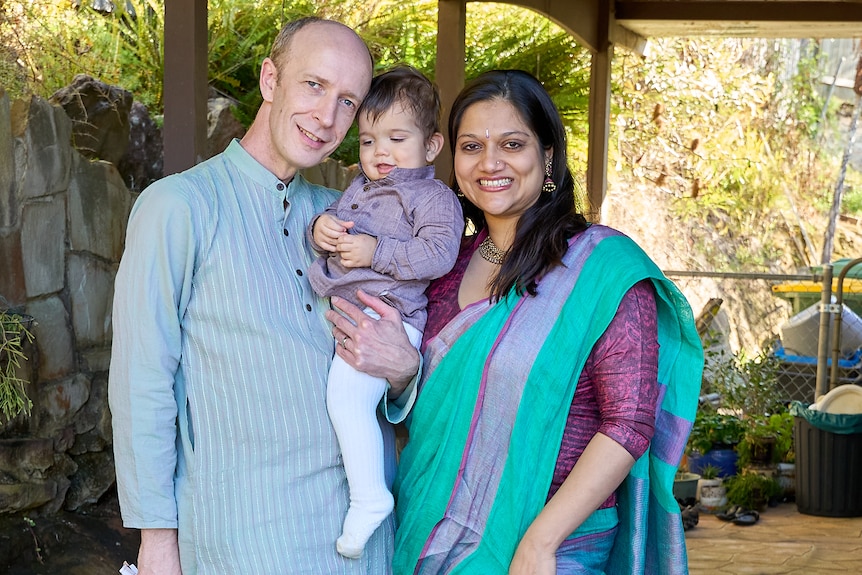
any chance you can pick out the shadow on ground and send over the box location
[0,487,140,575]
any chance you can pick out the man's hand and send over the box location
[327,290,420,397]
[337,233,377,268]
[313,214,354,252]
[137,529,182,575]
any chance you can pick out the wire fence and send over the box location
[665,262,862,405]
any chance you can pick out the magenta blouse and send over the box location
[423,234,660,506]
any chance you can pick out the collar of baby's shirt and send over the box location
[359,164,437,187]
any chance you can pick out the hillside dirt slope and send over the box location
[602,178,862,353]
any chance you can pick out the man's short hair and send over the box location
[269,17,372,75]
[359,65,441,140]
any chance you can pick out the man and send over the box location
[109,18,420,575]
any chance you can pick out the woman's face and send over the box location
[453,99,549,226]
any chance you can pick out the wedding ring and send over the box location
[341,336,348,349]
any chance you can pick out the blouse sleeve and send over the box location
[591,279,660,460]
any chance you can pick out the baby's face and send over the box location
[358,102,432,181]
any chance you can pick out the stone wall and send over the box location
[0,85,353,516]
[0,89,131,514]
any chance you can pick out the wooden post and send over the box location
[434,0,466,185]
[163,0,208,176]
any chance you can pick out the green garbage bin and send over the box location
[790,401,862,517]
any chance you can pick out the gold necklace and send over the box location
[478,235,506,265]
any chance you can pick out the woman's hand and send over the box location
[509,533,557,575]
[327,290,420,397]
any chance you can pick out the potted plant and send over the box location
[0,308,35,424]
[673,469,701,504]
[737,417,777,469]
[697,464,727,512]
[725,471,782,512]
[686,408,744,477]
[767,410,796,498]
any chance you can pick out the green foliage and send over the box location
[108,0,166,111]
[687,407,746,455]
[700,464,722,480]
[701,345,790,468]
[332,1,592,173]
[0,311,34,423]
[611,37,840,272]
[462,3,591,177]
[6,0,590,184]
[705,347,783,419]
[835,169,862,217]
[767,410,795,463]
[3,1,161,108]
[736,409,797,468]
[207,0,315,127]
[725,471,781,510]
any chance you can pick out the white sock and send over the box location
[327,355,391,559]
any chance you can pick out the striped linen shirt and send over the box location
[109,140,410,574]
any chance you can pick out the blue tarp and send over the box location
[774,346,862,369]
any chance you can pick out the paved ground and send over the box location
[687,502,862,574]
[3,491,862,573]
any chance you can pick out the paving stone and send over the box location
[687,503,862,574]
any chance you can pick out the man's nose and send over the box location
[313,96,338,128]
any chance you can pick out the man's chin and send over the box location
[294,150,334,171]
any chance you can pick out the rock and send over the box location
[0,482,57,514]
[117,101,163,192]
[64,451,115,511]
[0,438,54,482]
[207,97,246,159]
[49,74,133,165]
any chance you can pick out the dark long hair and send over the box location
[448,70,589,300]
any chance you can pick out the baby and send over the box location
[307,65,463,558]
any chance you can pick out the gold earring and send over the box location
[542,158,556,194]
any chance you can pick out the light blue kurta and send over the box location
[109,140,409,574]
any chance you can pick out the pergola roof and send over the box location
[615,1,862,40]
[165,0,862,216]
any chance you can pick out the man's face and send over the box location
[263,23,372,176]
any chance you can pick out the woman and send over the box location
[392,70,703,574]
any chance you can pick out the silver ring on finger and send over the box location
[341,335,348,349]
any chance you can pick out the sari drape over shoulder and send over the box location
[393,225,703,574]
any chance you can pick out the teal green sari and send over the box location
[393,226,703,574]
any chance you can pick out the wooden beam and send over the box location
[163,0,207,176]
[586,1,612,221]
[616,1,862,37]
[435,0,467,184]
[616,1,862,22]
[495,0,602,52]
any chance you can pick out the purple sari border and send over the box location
[650,406,693,468]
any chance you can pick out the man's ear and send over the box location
[425,132,445,163]
[259,58,278,103]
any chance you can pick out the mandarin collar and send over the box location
[359,165,436,187]
[224,139,299,199]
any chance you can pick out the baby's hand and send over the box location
[313,214,353,252]
[337,233,378,268]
